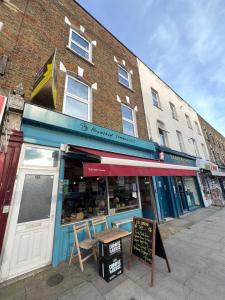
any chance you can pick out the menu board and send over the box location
[132,217,154,265]
[130,217,170,287]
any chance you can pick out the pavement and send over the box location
[1,206,225,300]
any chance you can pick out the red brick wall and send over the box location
[0,0,148,139]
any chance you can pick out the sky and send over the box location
[77,0,225,136]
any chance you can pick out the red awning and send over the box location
[68,145,199,177]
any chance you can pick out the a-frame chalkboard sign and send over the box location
[129,217,171,287]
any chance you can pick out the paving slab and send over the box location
[104,278,153,300]
[136,270,192,300]
[1,206,225,300]
[58,282,104,300]
[185,272,225,300]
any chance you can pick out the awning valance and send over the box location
[68,145,199,177]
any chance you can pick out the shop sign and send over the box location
[0,95,7,126]
[80,121,137,144]
[196,159,211,171]
[163,152,195,167]
[31,49,57,107]
[211,163,219,172]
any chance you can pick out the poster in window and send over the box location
[79,182,86,192]
[118,176,124,186]
[125,184,130,191]
[92,182,98,192]
[132,183,137,192]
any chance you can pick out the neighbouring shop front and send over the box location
[155,147,203,221]
[197,159,225,207]
[0,104,201,282]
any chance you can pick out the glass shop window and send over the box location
[108,176,139,214]
[183,177,201,207]
[62,160,108,224]
[23,147,59,167]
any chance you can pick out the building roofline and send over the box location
[74,0,137,58]
[75,1,224,138]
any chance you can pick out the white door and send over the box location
[0,169,58,281]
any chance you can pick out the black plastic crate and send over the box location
[99,238,122,258]
[99,254,123,282]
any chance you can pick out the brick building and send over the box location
[0,0,157,282]
[197,114,225,207]
[0,0,148,138]
[198,114,225,168]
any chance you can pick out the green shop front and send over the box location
[154,146,204,221]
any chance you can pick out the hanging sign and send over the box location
[129,217,171,287]
[0,95,7,126]
[31,49,57,108]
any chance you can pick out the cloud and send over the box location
[139,0,154,17]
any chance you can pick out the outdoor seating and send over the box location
[91,216,109,234]
[69,221,97,272]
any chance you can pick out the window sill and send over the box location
[153,104,163,111]
[66,46,95,67]
[118,81,135,93]
[172,117,179,121]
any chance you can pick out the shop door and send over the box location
[139,177,156,220]
[0,169,58,281]
[157,177,173,219]
[174,177,188,212]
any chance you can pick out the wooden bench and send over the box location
[111,218,133,234]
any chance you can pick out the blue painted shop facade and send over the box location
[0,103,205,283]
[154,146,204,221]
[21,104,158,267]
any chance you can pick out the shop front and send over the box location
[0,104,202,281]
[197,159,225,207]
[155,147,203,221]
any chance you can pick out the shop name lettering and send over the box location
[80,122,135,143]
[170,155,186,162]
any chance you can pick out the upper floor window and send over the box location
[195,121,201,135]
[176,130,185,152]
[63,75,91,121]
[69,29,92,61]
[170,102,178,120]
[118,66,132,88]
[201,143,208,160]
[185,114,192,129]
[157,121,168,146]
[191,138,199,156]
[151,88,161,108]
[204,128,210,140]
[121,104,136,137]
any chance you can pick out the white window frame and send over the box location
[121,104,137,137]
[201,143,208,160]
[63,74,92,122]
[192,138,200,156]
[118,65,132,88]
[195,121,201,135]
[176,130,185,152]
[19,144,60,171]
[151,88,161,108]
[185,114,192,129]
[170,102,178,120]
[68,28,92,62]
[157,121,168,147]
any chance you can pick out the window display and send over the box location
[108,176,139,213]
[62,160,108,224]
[61,159,141,224]
[183,177,200,207]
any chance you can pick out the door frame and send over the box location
[0,143,60,282]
